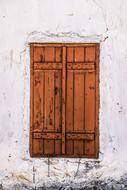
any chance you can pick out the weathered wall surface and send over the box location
[0,0,127,188]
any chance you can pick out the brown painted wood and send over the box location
[34,63,62,70]
[33,132,94,140]
[30,43,99,158]
[44,70,55,131]
[95,44,100,158]
[85,47,95,62]
[54,71,62,132]
[30,45,34,156]
[84,72,95,156]
[73,72,84,155]
[67,63,95,70]
[74,47,85,62]
[33,71,44,131]
[62,47,66,154]
[66,70,74,155]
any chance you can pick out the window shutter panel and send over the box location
[30,43,99,158]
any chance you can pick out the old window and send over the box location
[30,43,99,158]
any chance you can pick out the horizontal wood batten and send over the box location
[30,43,99,158]
[67,63,95,70]
[33,129,95,133]
[34,63,62,70]
[34,63,95,70]
[30,43,98,47]
[31,153,97,158]
[33,132,94,140]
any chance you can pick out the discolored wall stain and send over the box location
[0,0,127,188]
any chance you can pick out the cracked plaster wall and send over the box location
[0,0,127,188]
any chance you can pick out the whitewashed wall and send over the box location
[0,0,127,188]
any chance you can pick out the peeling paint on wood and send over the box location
[0,0,127,188]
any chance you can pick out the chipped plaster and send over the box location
[0,0,127,188]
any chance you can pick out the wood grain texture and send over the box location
[74,47,85,62]
[33,71,44,131]
[30,45,34,156]
[66,70,74,155]
[33,132,94,140]
[30,43,99,158]
[73,72,84,155]
[85,47,96,62]
[95,44,100,158]
[44,71,55,131]
[62,47,66,154]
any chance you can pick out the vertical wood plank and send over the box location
[55,140,61,155]
[44,71,55,130]
[67,47,73,62]
[95,44,100,158]
[54,70,62,155]
[84,140,95,156]
[66,70,74,155]
[43,70,55,154]
[74,72,84,155]
[85,47,95,62]
[85,72,95,156]
[44,139,54,155]
[62,47,66,154]
[34,47,45,62]
[54,71,62,132]
[43,72,45,131]
[55,47,62,62]
[74,72,84,131]
[33,139,43,155]
[85,72,95,131]
[30,45,34,156]
[34,71,44,131]
[74,47,84,62]
[66,71,74,131]
[45,47,55,62]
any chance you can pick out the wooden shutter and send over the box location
[30,43,99,158]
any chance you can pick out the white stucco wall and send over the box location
[0,0,127,188]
